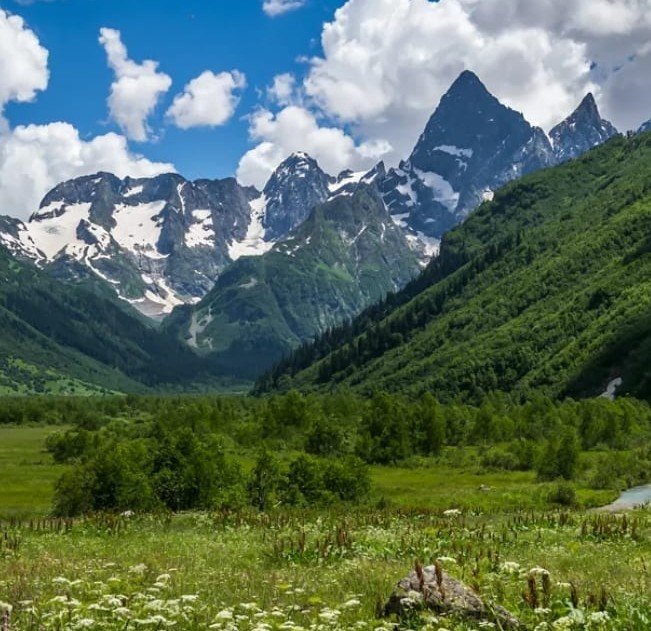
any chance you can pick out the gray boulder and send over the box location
[384,563,520,628]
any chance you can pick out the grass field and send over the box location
[0,426,617,518]
[0,425,648,630]
[0,425,68,518]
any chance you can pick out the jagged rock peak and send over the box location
[391,69,554,237]
[549,93,618,163]
[262,152,332,240]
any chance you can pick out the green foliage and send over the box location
[166,187,420,379]
[305,417,346,457]
[537,427,582,481]
[547,480,578,506]
[0,244,230,395]
[1,391,648,517]
[247,448,282,511]
[260,133,651,402]
[280,454,370,506]
[53,425,243,516]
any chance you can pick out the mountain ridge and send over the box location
[257,132,651,401]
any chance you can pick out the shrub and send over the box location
[536,427,581,481]
[305,418,345,457]
[247,448,282,511]
[480,447,520,471]
[53,427,243,516]
[547,481,577,507]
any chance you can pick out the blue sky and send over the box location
[0,0,648,218]
[4,0,343,181]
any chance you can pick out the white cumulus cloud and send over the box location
[300,0,651,164]
[0,122,175,218]
[0,13,173,220]
[236,105,390,188]
[267,73,298,106]
[167,70,246,129]
[0,8,49,116]
[99,27,172,141]
[263,0,306,17]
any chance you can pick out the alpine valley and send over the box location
[0,71,641,392]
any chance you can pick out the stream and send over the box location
[598,484,651,511]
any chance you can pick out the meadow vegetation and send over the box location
[0,392,649,630]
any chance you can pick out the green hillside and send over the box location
[258,132,651,401]
[0,245,210,394]
[165,186,419,379]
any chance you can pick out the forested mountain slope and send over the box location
[165,186,419,378]
[0,244,211,394]
[258,133,651,402]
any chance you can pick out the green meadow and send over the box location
[0,394,649,630]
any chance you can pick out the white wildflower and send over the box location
[500,561,521,574]
[588,611,610,626]
[436,556,457,564]
[129,563,148,574]
[52,576,71,585]
[215,608,234,620]
[443,509,461,517]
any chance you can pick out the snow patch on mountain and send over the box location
[123,185,144,198]
[433,145,473,159]
[112,201,167,258]
[413,169,460,210]
[185,210,215,248]
[27,202,93,259]
[229,195,274,260]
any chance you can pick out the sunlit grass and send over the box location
[0,425,68,518]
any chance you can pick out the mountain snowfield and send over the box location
[0,71,624,322]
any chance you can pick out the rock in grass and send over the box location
[384,564,520,628]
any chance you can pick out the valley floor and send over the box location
[0,425,649,630]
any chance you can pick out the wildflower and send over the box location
[104,596,124,607]
[180,594,198,602]
[52,577,71,585]
[443,509,461,517]
[535,608,552,616]
[436,556,457,564]
[0,602,12,614]
[588,611,610,626]
[343,598,361,608]
[215,608,234,620]
[500,561,521,574]
[529,567,550,577]
[318,607,341,621]
[75,619,95,628]
[129,563,148,574]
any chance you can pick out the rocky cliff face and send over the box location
[262,152,332,240]
[0,71,622,329]
[549,93,618,163]
[0,160,334,317]
[164,184,421,378]
[377,71,556,238]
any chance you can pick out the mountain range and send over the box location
[0,70,645,391]
[258,131,651,402]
